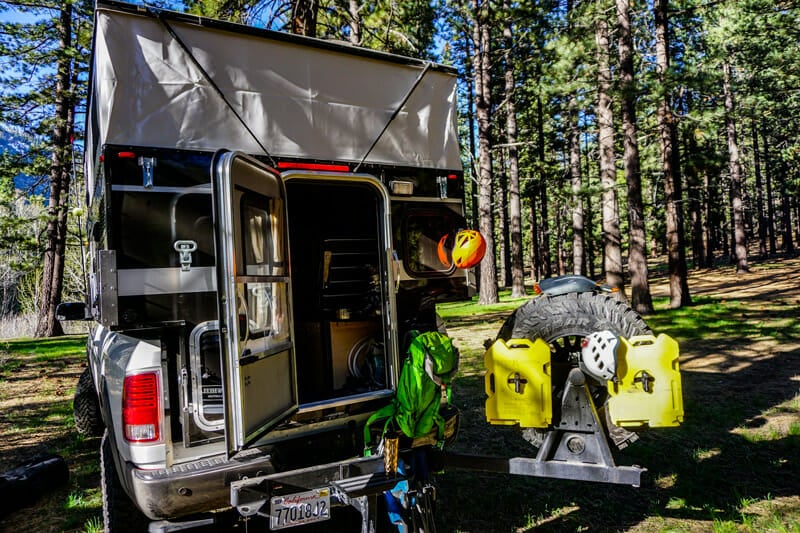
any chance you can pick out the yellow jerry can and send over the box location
[484,338,552,428]
[607,334,684,428]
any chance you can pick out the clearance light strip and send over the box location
[277,161,350,172]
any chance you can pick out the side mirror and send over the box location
[56,302,90,321]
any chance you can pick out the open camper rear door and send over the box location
[212,151,297,457]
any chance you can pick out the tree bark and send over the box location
[497,155,509,287]
[595,13,623,294]
[348,0,361,44]
[536,93,552,278]
[751,119,767,258]
[36,3,73,337]
[685,130,705,268]
[617,0,652,313]
[291,0,317,37]
[762,128,777,255]
[722,61,749,273]
[473,0,498,304]
[530,195,541,281]
[654,0,691,308]
[703,170,714,267]
[569,97,585,276]
[503,1,526,297]
[567,0,584,277]
[779,162,794,254]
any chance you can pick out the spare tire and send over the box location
[497,292,651,445]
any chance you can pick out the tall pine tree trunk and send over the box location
[36,3,73,337]
[595,13,623,293]
[617,0,652,313]
[503,0,526,297]
[569,97,585,276]
[497,158,509,287]
[536,93,552,278]
[779,162,794,254]
[473,0,498,304]
[703,171,714,267]
[722,61,749,273]
[763,129,777,255]
[751,119,767,258]
[654,0,691,308]
[567,0,584,277]
[529,196,541,280]
[685,129,706,268]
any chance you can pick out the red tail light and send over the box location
[122,372,161,443]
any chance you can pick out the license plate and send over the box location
[269,488,330,530]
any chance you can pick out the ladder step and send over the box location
[333,471,405,498]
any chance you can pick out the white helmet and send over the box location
[580,330,619,382]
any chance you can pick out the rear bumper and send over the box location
[128,449,276,520]
[127,450,393,521]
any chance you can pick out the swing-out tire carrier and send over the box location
[442,452,644,487]
[443,367,647,488]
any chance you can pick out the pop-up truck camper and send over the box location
[57,1,684,531]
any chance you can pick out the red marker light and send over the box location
[277,161,350,172]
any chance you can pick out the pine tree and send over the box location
[654,0,691,308]
[617,0,653,313]
[0,0,93,336]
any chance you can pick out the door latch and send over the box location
[174,240,198,271]
[138,156,156,188]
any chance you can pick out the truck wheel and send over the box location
[74,368,104,436]
[101,430,150,532]
[497,292,651,443]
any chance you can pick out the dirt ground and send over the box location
[1,256,799,532]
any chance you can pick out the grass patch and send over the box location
[2,336,86,359]
[437,288,533,320]
[647,296,800,343]
[0,335,102,532]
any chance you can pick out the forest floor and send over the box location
[437,255,800,532]
[0,255,799,532]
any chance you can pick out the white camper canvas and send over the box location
[87,6,461,191]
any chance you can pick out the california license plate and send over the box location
[269,488,330,530]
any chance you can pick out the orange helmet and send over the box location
[451,229,486,269]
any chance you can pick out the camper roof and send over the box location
[86,0,462,189]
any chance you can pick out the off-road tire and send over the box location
[101,430,150,532]
[498,292,651,442]
[498,291,651,343]
[74,368,103,436]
